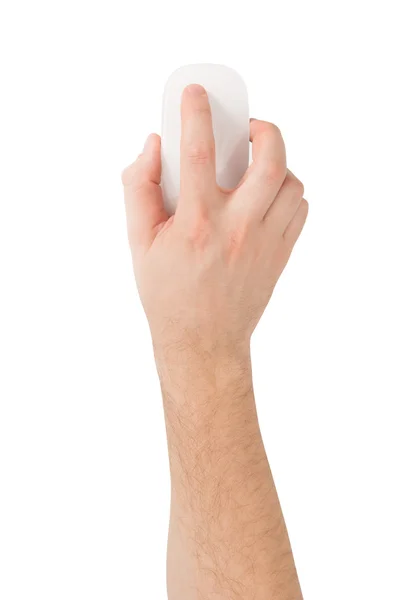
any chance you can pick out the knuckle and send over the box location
[226,221,251,258]
[121,165,134,186]
[300,198,309,215]
[186,141,214,165]
[186,209,213,249]
[258,121,282,139]
[286,192,302,211]
[267,122,282,138]
[258,122,283,146]
[195,103,212,116]
[266,158,287,184]
[291,177,305,197]
[121,157,142,186]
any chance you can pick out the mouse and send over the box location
[161,64,249,214]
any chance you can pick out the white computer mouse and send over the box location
[161,64,249,214]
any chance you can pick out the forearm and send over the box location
[156,345,302,600]
[123,88,308,597]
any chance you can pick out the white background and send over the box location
[1,1,399,598]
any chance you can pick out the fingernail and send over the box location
[185,83,206,96]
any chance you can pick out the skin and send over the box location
[122,83,307,599]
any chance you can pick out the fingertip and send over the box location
[181,84,210,118]
[249,120,283,143]
[183,83,207,98]
[121,133,161,187]
[143,133,161,156]
[142,133,161,184]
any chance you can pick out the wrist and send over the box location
[153,336,252,395]
[155,339,260,450]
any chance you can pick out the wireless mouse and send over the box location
[161,64,249,214]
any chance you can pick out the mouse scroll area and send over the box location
[161,64,249,215]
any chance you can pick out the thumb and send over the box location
[122,134,168,253]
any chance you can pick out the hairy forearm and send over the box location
[156,345,302,600]
[123,90,307,597]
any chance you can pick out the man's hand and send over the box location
[123,84,307,358]
[122,84,306,600]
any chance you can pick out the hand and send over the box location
[122,84,308,358]
[123,85,306,599]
